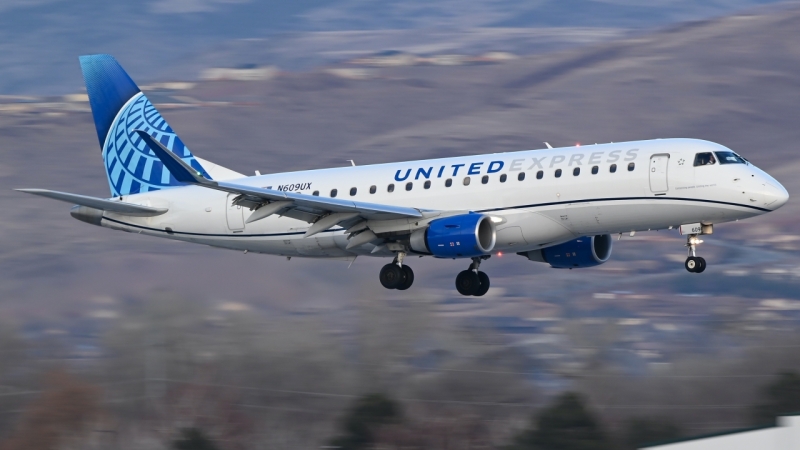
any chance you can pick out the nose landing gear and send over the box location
[685,234,706,273]
[455,256,490,296]
[379,252,414,290]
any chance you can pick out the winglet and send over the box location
[134,130,209,185]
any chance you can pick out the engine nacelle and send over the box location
[521,234,612,268]
[410,213,496,258]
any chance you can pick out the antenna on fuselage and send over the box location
[544,142,553,149]
[347,160,356,166]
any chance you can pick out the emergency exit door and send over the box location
[649,154,669,193]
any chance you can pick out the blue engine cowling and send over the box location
[520,235,612,268]
[410,213,496,258]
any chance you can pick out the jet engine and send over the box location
[410,213,496,258]
[520,235,612,268]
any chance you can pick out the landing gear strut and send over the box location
[685,234,706,273]
[379,252,414,290]
[455,256,490,296]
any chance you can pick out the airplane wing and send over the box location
[135,130,426,236]
[15,188,168,217]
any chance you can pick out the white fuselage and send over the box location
[99,138,787,259]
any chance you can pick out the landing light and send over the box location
[489,216,505,224]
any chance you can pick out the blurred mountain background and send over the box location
[2,1,800,448]
[0,0,792,94]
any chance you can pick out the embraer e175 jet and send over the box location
[18,55,789,296]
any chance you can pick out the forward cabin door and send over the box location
[649,154,670,193]
[226,193,245,231]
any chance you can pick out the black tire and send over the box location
[473,271,490,297]
[397,265,415,290]
[685,257,698,273]
[455,270,480,296]
[379,264,405,289]
[695,257,706,273]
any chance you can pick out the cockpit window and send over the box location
[693,152,716,167]
[715,151,747,165]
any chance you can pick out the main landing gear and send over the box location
[379,252,414,290]
[455,256,490,296]
[685,234,706,273]
[378,253,491,295]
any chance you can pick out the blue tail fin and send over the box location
[79,54,210,197]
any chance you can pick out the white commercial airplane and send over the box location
[18,55,789,296]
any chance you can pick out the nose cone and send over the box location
[764,181,789,210]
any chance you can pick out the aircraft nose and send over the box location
[764,181,789,210]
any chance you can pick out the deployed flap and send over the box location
[135,129,424,221]
[16,189,168,217]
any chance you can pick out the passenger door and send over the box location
[226,193,245,231]
[649,154,670,193]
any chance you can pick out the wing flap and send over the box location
[16,189,168,217]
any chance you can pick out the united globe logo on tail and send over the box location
[102,93,208,197]
[80,54,209,197]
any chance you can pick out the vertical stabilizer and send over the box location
[79,54,210,197]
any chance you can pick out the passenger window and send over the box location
[369,185,376,194]
[693,152,716,166]
[424,180,431,189]
[463,177,471,186]
[312,190,319,196]
[387,184,395,193]
[610,164,617,173]
[499,174,507,183]
[405,182,413,191]
[591,166,598,175]
[536,170,543,179]
[445,178,452,187]
[350,187,357,196]
[481,175,489,184]
[715,151,746,165]
[330,189,338,198]
[628,162,635,172]
[573,167,580,176]
[518,172,525,181]
[555,169,562,178]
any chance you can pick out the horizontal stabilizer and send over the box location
[15,189,168,217]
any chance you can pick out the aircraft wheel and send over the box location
[380,263,405,289]
[695,257,706,273]
[473,271,490,297]
[396,265,415,290]
[455,270,480,296]
[685,257,699,273]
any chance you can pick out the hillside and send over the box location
[0,0,793,94]
[3,5,800,442]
